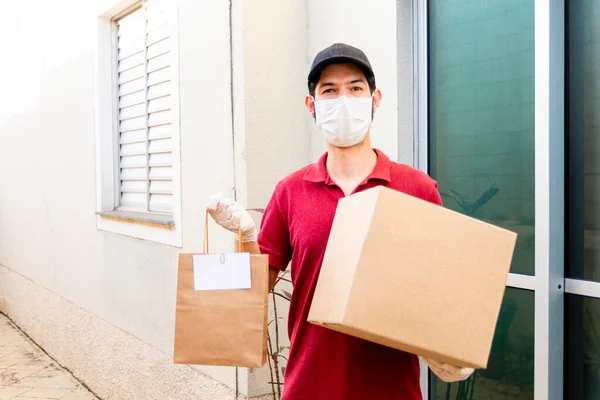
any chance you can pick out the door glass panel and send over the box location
[429,288,534,399]
[565,295,600,399]
[566,0,600,281]
[428,0,535,275]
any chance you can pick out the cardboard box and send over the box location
[307,186,517,369]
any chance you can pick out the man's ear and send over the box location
[305,95,316,118]
[372,89,382,113]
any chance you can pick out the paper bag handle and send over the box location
[204,210,243,254]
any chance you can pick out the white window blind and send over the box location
[116,0,173,214]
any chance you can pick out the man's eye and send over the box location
[351,86,363,91]
[322,89,334,94]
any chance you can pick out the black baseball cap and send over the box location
[307,43,375,89]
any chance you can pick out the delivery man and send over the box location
[207,43,474,399]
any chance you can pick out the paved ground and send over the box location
[0,315,98,400]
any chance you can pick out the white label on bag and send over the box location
[193,253,252,291]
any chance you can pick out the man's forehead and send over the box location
[317,63,367,84]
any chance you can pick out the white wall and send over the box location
[233,0,311,213]
[0,0,242,397]
[0,0,237,345]
[397,0,416,165]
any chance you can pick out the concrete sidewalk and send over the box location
[0,314,98,400]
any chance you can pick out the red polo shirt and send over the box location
[258,149,442,400]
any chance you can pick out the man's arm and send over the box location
[239,240,280,292]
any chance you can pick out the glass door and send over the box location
[425,1,535,398]
[412,1,566,399]
[565,1,600,399]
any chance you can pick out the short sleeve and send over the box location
[257,186,292,271]
[427,180,443,206]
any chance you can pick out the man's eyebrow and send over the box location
[319,82,336,88]
[348,78,367,84]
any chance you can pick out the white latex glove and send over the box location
[423,357,475,383]
[206,193,257,242]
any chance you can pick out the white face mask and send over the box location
[314,95,373,148]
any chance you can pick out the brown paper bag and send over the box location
[173,211,269,368]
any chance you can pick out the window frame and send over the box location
[94,0,182,247]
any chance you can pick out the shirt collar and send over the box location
[303,148,392,184]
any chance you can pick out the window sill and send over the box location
[96,210,181,247]
[96,210,175,229]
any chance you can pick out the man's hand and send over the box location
[207,193,257,242]
[423,357,475,383]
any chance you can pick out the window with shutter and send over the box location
[95,0,181,246]
[116,0,174,215]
